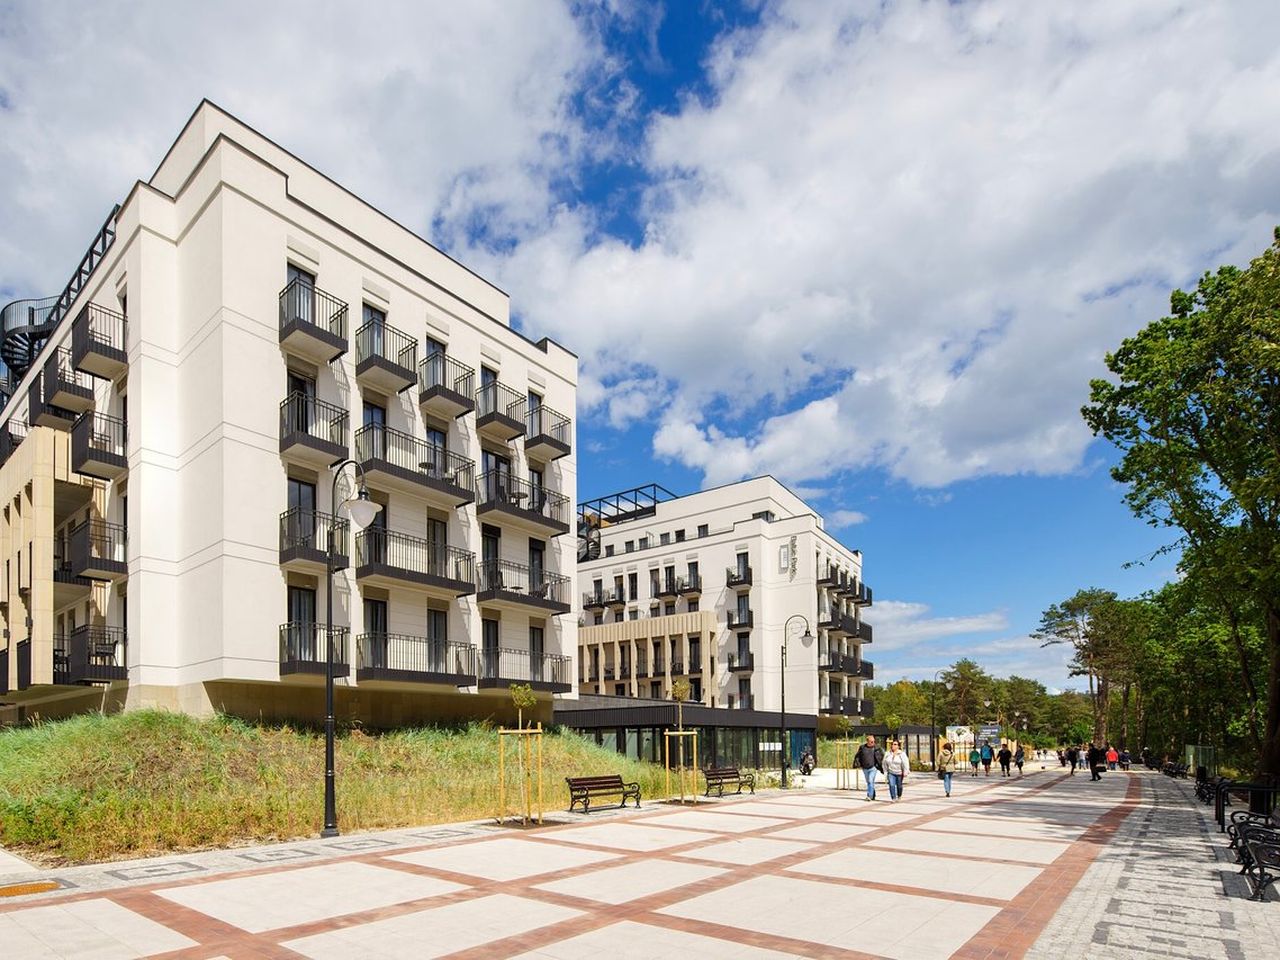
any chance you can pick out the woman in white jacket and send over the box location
[884,741,911,801]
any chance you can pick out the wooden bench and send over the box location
[566,774,640,813]
[703,766,755,797]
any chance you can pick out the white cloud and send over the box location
[827,509,868,529]
[868,599,1009,653]
[492,0,1280,488]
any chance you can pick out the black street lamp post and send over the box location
[321,459,380,838]
[780,615,813,789]
[930,669,949,771]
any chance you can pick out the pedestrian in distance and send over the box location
[997,742,1013,777]
[1087,742,1104,781]
[855,735,885,801]
[968,745,981,776]
[1106,744,1119,771]
[1014,743,1025,777]
[884,740,910,801]
[938,741,957,797]
[1119,748,1131,771]
[980,739,994,776]
[1066,745,1079,775]
[1057,749,1066,767]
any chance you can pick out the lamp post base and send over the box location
[320,827,340,839]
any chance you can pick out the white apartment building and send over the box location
[576,478,874,725]
[0,100,578,727]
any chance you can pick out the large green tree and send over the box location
[1032,588,1117,742]
[1083,232,1280,776]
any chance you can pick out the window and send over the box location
[737,633,750,657]
[615,684,626,696]
[650,682,661,698]
[738,677,751,704]
[528,389,543,435]
[286,586,318,660]
[482,618,500,675]
[752,510,776,522]
[675,529,685,542]
[690,678,702,701]
[614,575,624,598]
[363,598,388,667]
[605,544,615,557]
[737,594,750,619]
[625,540,634,553]
[664,602,676,616]
[529,539,546,585]
[639,536,649,549]
[530,625,545,681]
[687,599,699,613]
[628,572,638,600]
[425,335,446,358]
[628,610,639,621]
[427,609,447,642]
[649,569,660,597]
[736,552,749,577]
[286,478,317,548]
[593,613,603,625]
[660,532,670,545]
[664,565,675,590]
[689,638,701,664]
[479,366,498,417]
[697,524,708,538]
[688,560,699,582]
[362,303,386,357]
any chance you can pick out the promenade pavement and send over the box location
[0,765,1274,959]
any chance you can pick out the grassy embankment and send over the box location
[0,711,673,865]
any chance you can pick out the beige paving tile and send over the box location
[711,801,835,820]
[832,809,925,826]
[868,828,1069,865]
[678,836,815,866]
[766,821,879,843]
[789,847,1043,899]
[534,858,726,904]
[550,822,719,852]
[156,861,464,933]
[642,810,790,832]
[924,814,1085,842]
[659,874,999,960]
[389,837,618,881]
[283,894,581,960]
[509,919,801,959]
[0,898,196,959]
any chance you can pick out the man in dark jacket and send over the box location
[855,735,885,801]
[1087,742,1104,781]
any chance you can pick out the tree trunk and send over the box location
[1260,604,1280,780]
[1096,674,1110,744]
[1121,683,1131,750]
[1225,606,1264,752]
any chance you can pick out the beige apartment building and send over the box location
[0,101,578,727]
[576,478,874,726]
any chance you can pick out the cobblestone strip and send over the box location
[1025,773,1280,960]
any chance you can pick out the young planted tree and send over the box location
[1084,232,1280,777]
[671,678,692,769]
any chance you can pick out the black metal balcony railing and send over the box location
[355,529,475,587]
[355,319,417,373]
[737,694,754,710]
[477,558,570,608]
[476,379,527,423]
[279,277,349,339]
[854,659,875,680]
[727,609,754,630]
[355,423,475,495]
[652,658,665,675]
[525,404,571,458]
[821,696,875,717]
[475,471,570,529]
[603,665,615,680]
[819,612,840,631]
[679,574,702,595]
[356,634,476,683]
[279,622,349,676]
[728,651,754,672]
[59,626,128,683]
[635,661,648,678]
[280,392,348,449]
[853,620,873,643]
[855,583,874,606]
[419,352,475,399]
[478,646,572,690]
[820,649,845,672]
[72,411,127,478]
[670,661,685,676]
[1,419,29,465]
[726,565,753,588]
[279,508,350,567]
[656,578,680,599]
[587,668,599,682]
[817,566,838,586]
[70,519,127,579]
[44,348,93,403]
[582,586,625,609]
[71,303,128,377]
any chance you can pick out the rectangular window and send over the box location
[697,524,708,538]
[605,544,615,557]
[649,569,660,597]
[650,682,661,698]
[660,532,670,545]
[425,335,446,358]
[628,572,638,600]
[639,536,649,549]
[625,540,634,553]
[628,610,639,621]
[737,594,750,619]
[675,529,685,542]
[664,602,676,616]
[593,613,603,625]
[687,599,699,613]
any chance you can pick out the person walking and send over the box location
[980,739,994,776]
[997,743,1013,777]
[884,740,910,801]
[1087,742,1104,781]
[938,741,957,797]
[1014,743,1025,777]
[1106,745,1119,771]
[1066,745,1079,775]
[855,735,885,801]
[968,745,981,777]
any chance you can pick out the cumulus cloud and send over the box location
[827,509,868,529]
[492,0,1280,489]
[868,600,1009,653]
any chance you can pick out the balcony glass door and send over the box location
[527,389,542,436]
[481,524,500,590]
[287,264,315,326]
[427,517,447,577]
[363,402,386,459]
[287,478,317,549]
[479,366,498,416]
[363,304,386,358]
[529,539,546,593]
[482,617,499,677]
[288,586,317,660]
[482,449,510,502]
[530,625,544,681]
[287,371,315,435]
[427,609,448,672]
[364,598,388,668]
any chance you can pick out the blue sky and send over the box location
[2,1,1277,690]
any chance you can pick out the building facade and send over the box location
[0,100,578,727]
[576,478,874,728]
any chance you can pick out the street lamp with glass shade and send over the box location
[321,461,381,838]
[780,615,814,789]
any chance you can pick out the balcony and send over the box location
[728,652,754,672]
[670,661,685,676]
[819,650,846,673]
[56,627,128,684]
[70,520,127,582]
[525,404,571,462]
[655,578,680,601]
[736,694,755,710]
[53,547,91,605]
[355,319,417,394]
[475,379,527,442]
[279,392,348,465]
[817,566,839,587]
[652,658,665,676]
[603,665,616,681]
[280,623,349,678]
[279,508,349,572]
[45,349,95,414]
[582,587,623,611]
[726,609,754,630]
[818,612,840,632]
[355,423,474,506]
[726,565,753,589]
[854,583,874,607]
[71,303,127,380]
[72,412,127,480]
[355,530,475,597]
[820,696,875,718]
[478,647,573,693]
[356,634,476,686]
[635,662,648,679]
[678,574,702,597]
[0,420,28,467]
[278,278,348,363]
[418,352,475,419]
[27,373,74,431]
[853,659,875,680]
[476,559,571,615]
[475,471,570,537]
[854,620,873,643]
[605,589,627,611]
